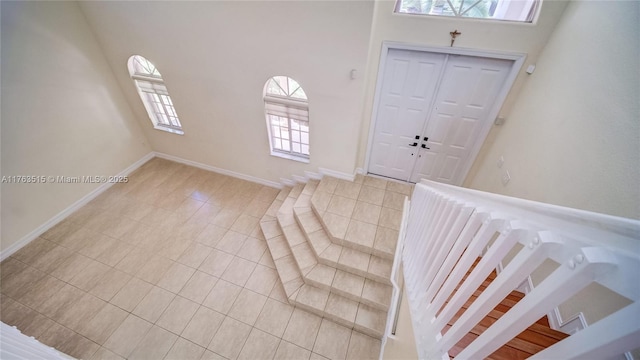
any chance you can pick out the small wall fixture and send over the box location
[449,29,462,47]
[350,69,358,80]
[526,64,536,74]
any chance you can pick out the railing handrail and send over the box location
[380,197,411,359]
[402,181,640,359]
[420,179,640,256]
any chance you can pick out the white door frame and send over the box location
[364,41,526,185]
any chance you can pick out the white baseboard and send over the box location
[304,170,323,180]
[291,175,308,184]
[0,152,155,261]
[280,178,297,187]
[153,152,282,189]
[318,167,355,181]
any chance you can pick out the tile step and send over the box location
[276,218,391,311]
[259,221,386,336]
[285,182,394,286]
[309,176,409,261]
[290,283,386,339]
[292,208,393,285]
[292,182,394,284]
[268,183,392,311]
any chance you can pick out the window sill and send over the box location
[270,151,309,164]
[154,126,184,135]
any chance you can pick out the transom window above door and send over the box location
[263,76,310,162]
[128,55,183,135]
[395,0,541,23]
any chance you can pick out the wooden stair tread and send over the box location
[441,257,569,358]
[454,291,551,327]
[448,300,566,340]
[447,329,531,360]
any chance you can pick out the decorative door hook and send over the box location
[450,30,462,47]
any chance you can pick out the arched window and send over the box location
[128,55,183,135]
[263,76,309,161]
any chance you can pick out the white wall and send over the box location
[1,1,151,252]
[467,0,640,220]
[356,0,569,170]
[78,1,374,182]
[381,281,418,359]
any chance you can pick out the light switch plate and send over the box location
[497,156,504,168]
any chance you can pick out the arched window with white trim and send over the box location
[263,76,309,161]
[128,55,183,135]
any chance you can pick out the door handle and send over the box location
[421,136,430,149]
[409,142,418,147]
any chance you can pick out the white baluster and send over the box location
[414,201,465,296]
[453,246,617,359]
[407,195,450,293]
[405,190,441,272]
[422,203,474,295]
[427,216,505,322]
[435,226,543,341]
[529,301,640,360]
[422,210,486,307]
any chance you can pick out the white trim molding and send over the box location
[279,178,297,187]
[304,170,323,181]
[0,152,155,261]
[291,174,308,184]
[318,167,355,182]
[548,309,587,335]
[153,152,283,189]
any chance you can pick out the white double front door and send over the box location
[368,48,514,184]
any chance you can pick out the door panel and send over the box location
[368,49,446,180]
[410,55,513,184]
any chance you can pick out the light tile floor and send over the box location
[0,158,381,360]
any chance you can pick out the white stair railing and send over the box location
[403,180,640,359]
[0,322,75,360]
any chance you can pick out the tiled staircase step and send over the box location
[281,222,317,275]
[294,207,394,285]
[291,284,386,338]
[290,181,395,285]
[292,182,394,285]
[258,186,387,338]
[294,178,398,284]
[260,217,305,298]
[309,175,410,259]
[262,185,289,219]
[277,183,392,310]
